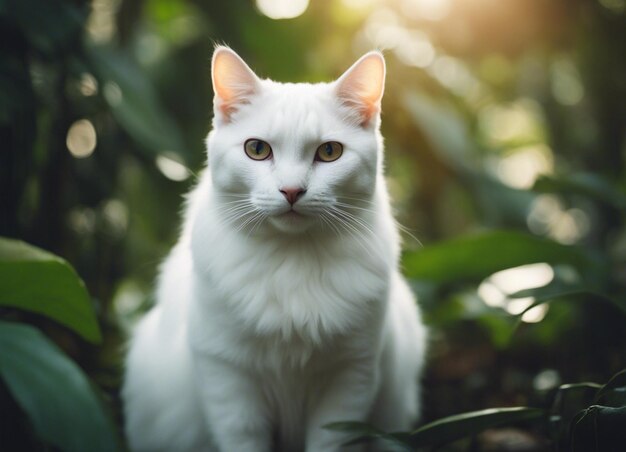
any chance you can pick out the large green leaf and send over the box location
[0,237,101,343]
[512,286,626,322]
[408,407,544,447]
[403,230,599,284]
[0,321,119,452]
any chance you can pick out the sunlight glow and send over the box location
[66,119,97,158]
[521,304,549,323]
[489,263,554,295]
[506,297,535,315]
[341,0,378,11]
[395,32,436,68]
[401,0,451,21]
[527,195,591,244]
[429,56,478,95]
[479,99,547,147]
[479,264,554,324]
[495,144,554,189]
[256,0,309,19]
[478,281,506,308]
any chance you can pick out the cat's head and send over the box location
[206,46,385,235]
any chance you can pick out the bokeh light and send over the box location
[66,119,97,158]
[156,154,190,181]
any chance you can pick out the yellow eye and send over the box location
[315,141,343,162]
[244,139,272,160]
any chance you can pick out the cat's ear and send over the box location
[335,51,386,126]
[211,46,261,122]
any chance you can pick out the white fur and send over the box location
[122,48,427,452]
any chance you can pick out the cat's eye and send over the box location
[244,139,272,161]
[315,142,343,162]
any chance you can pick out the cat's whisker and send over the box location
[216,192,250,199]
[214,205,257,225]
[234,209,265,235]
[330,206,388,262]
[331,206,377,238]
[212,200,254,211]
[319,212,342,237]
[395,222,423,248]
[213,204,254,217]
[334,202,378,215]
[211,204,260,237]
[336,195,377,206]
[324,209,376,261]
[247,212,268,238]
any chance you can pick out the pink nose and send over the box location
[280,187,306,205]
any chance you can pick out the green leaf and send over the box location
[594,369,626,405]
[509,279,589,301]
[408,407,544,447]
[0,237,101,343]
[86,46,187,158]
[570,405,626,452]
[0,321,119,452]
[552,382,603,415]
[403,230,599,284]
[534,173,626,210]
[511,281,626,324]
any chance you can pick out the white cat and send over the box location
[122,47,427,452]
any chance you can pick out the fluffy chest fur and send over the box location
[187,178,394,369]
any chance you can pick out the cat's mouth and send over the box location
[280,209,303,219]
[266,208,313,234]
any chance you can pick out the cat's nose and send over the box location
[279,187,306,205]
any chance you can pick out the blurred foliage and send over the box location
[1,0,625,450]
[326,369,626,449]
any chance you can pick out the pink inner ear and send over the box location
[338,93,379,125]
[336,52,386,126]
[212,48,260,121]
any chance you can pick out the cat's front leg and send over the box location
[305,360,378,452]
[192,355,272,452]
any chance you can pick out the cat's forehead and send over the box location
[237,80,345,141]
[260,80,334,110]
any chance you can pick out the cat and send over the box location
[122,46,427,452]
